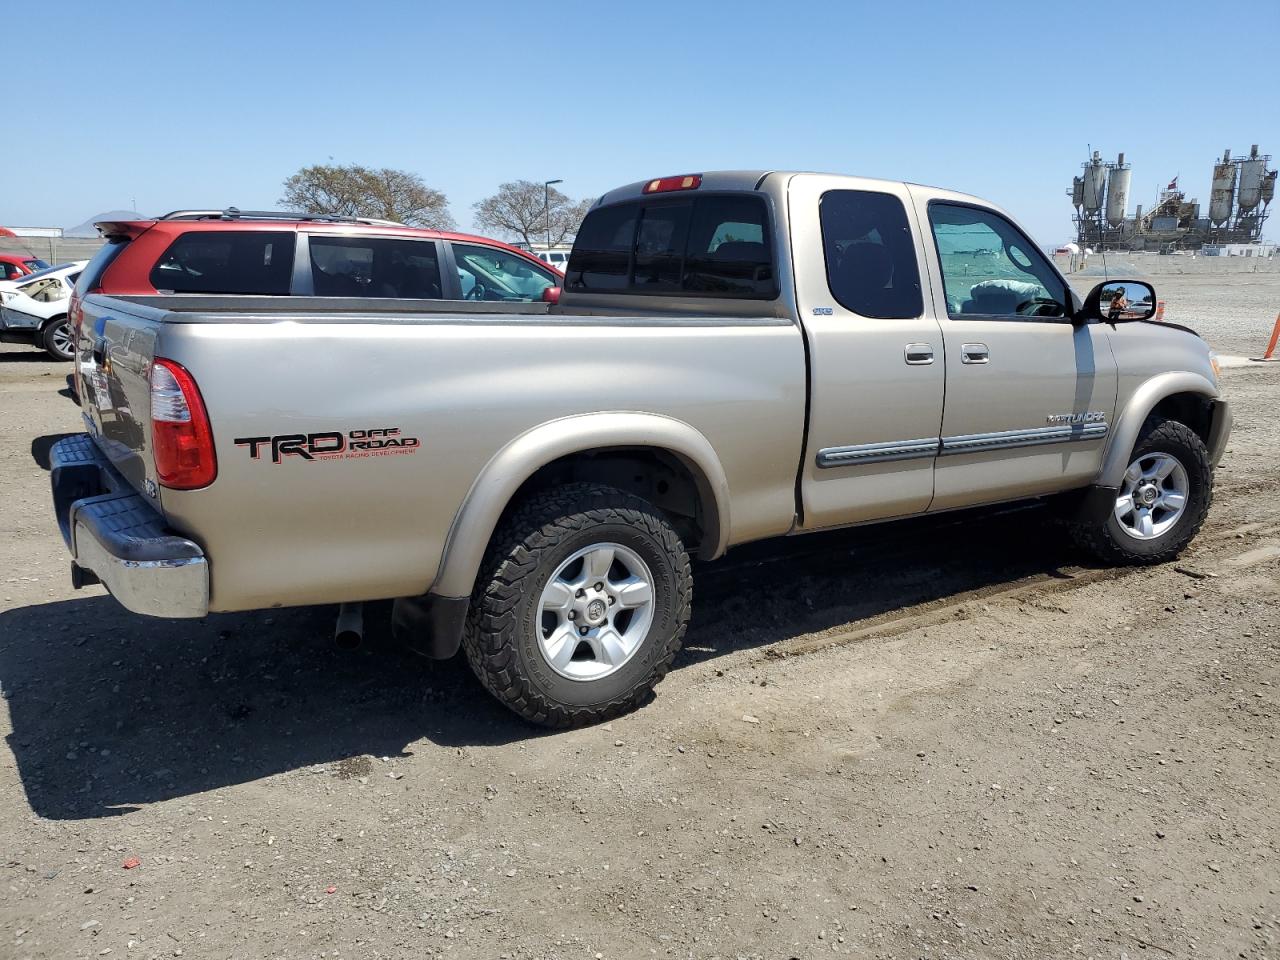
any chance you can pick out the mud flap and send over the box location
[392,593,469,659]
[1073,484,1120,525]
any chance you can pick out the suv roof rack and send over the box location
[155,207,404,226]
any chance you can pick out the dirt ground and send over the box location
[2,284,1278,959]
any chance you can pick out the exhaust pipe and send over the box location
[334,602,364,649]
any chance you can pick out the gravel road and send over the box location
[2,285,1278,959]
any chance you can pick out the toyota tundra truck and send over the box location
[49,171,1232,727]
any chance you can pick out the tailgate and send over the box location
[77,293,162,498]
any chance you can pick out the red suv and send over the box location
[82,209,563,304]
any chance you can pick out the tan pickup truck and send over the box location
[51,171,1231,726]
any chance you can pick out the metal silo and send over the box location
[1209,148,1236,225]
[1262,170,1276,206]
[1105,153,1130,227]
[1071,176,1084,208]
[1238,145,1267,212]
[1082,152,1107,214]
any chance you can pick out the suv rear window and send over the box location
[150,231,295,295]
[75,238,129,293]
[567,194,775,298]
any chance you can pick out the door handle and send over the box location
[961,342,989,364]
[904,343,934,365]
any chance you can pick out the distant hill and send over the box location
[64,210,144,238]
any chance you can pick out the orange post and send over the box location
[1153,300,1166,321]
[1252,312,1280,362]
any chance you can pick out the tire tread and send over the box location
[1071,419,1213,565]
[462,482,691,728]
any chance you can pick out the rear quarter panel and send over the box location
[155,316,806,611]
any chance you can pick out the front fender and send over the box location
[429,412,732,599]
[1099,371,1219,487]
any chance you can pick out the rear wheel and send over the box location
[463,482,692,727]
[1071,418,1212,564]
[41,316,74,361]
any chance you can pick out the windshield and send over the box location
[17,262,76,282]
[26,259,51,270]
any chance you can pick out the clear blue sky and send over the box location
[7,0,1277,245]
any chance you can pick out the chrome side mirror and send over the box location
[1081,280,1156,323]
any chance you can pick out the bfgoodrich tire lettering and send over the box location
[463,482,692,727]
[1072,418,1213,565]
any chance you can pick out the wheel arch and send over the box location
[1099,372,1219,488]
[430,413,731,599]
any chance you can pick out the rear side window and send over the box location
[683,196,773,296]
[309,236,442,298]
[75,238,129,293]
[567,194,775,298]
[151,231,295,295]
[633,201,692,291]
[819,190,922,318]
[568,203,639,290]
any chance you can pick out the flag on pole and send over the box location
[1166,176,1179,190]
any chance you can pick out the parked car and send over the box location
[533,248,572,272]
[49,172,1230,727]
[0,260,87,359]
[80,208,562,301]
[0,253,51,281]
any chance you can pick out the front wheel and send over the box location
[41,317,74,361]
[463,482,692,728]
[1071,418,1213,564]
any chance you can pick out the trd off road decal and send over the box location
[234,427,420,464]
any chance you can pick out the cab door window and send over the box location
[819,190,922,318]
[928,204,1068,320]
[453,244,557,301]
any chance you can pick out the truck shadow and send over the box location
[0,505,1077,820]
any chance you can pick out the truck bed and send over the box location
[94,294,788,326]
[76,292,807,612]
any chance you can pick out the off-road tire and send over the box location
[1071,418,1212,565]
[41,316,74,361]
[463,482,692,727]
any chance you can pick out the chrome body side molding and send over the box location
[940,422,1108,455]
[817,422,1108,469]
[816,437,940,468]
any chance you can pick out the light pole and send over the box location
[544,179,563,252]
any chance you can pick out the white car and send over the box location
[0,260,88,360]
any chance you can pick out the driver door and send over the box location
[911,192,1118,510]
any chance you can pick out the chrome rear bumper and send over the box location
[50,435,209,618]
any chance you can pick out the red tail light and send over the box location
[643,174,702,194]
[151,358,217,489]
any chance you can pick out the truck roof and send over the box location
[593,170,987,208]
